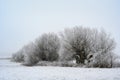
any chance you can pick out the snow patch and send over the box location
[0,60,120,80]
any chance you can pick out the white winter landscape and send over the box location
[1,0,120,80]
[0,59,120,80]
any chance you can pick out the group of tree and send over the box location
[12,33,60,66]
[11,26,119,68]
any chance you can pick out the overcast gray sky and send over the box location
[0,0,120,56]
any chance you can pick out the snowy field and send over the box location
[0,59,120,80]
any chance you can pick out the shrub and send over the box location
[11,49,24,62]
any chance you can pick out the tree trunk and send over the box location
[75,51,86,64]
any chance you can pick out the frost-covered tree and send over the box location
[11,42,40,66]
[22,42,40,66]
[35,33,60,61]
[61,26,116,66]
[61,27,94,64]
[12,33,60,66]
[87,30,116,68]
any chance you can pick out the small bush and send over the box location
[11,50,24,62]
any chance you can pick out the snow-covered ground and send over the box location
[0,60,120,80]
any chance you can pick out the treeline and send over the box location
[11,26,120,68]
